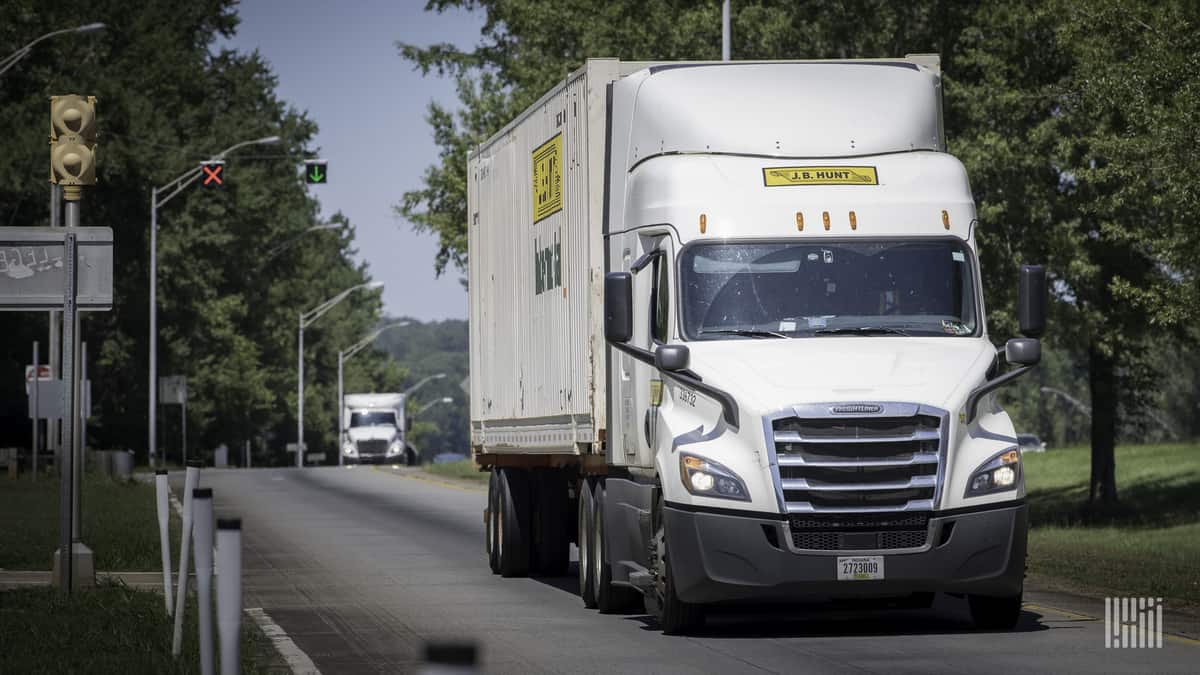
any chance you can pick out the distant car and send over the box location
[432,452,468,465]
[1016,433,1047,453]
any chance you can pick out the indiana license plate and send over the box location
[837,556,884,580]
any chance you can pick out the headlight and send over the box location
[386,440,403,456]
[679,453,749,501]
[342,443,357,457]
[965,447,1021,497]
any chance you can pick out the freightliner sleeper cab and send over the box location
[468,56,1045,634]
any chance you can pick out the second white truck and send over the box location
[342,393,412,465]
[468,56,1045,634]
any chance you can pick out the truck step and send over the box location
[628,570,654,592]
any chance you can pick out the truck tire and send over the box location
[531,469,570,576]
[486,469,500,574]
[578,478,598,608]
[497,468,531,577]
[593,479,644,614]
[968,592,1023,629]
[651,497,704,635]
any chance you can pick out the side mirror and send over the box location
[655,344,690,372]
[1005,337,1041,366]
[605,272,633,343]
[1018,265,1046,338]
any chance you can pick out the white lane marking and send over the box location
[246,607,322,674]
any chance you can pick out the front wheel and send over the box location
[968,592,1023,630]
[649,498,704,635]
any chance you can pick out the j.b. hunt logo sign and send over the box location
[1105,597,1163,648]
[534,230,561,295]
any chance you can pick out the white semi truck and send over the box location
[468,56,1046,634]
[341,393,413,465]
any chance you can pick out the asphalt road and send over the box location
[191,466,1198,674]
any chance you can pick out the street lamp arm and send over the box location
[153,135,281,209]
[343,321,410,361]
[262,224,341,263]
[403,372,447,397]
[301,282,382,328]
[0,23,105,76]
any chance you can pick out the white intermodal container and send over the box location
[468,59,622,454]
[469,57,1045,635]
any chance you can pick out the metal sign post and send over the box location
[57,230,76,593]
[159,376,188,465]
[32,342,39,480]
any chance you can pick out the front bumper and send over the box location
[665,502,1026,604]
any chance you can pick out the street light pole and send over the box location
[296,281,383,468]
[336,321,410,465]
[148,135,280,468]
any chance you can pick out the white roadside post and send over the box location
[216,518,243,674]
[172,460,202,655]
[192,488,216,675]
[155,469,172,614]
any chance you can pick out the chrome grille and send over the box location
[769,403,945,517]
[357,439,388,455]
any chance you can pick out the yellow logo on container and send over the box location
[532,133,563,222]
[763,166,878,187]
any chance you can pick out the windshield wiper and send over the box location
[700,328,789,339]
[814,326,910,337]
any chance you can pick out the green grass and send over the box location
[1023,443,1200,607]
[0,473,180,570]
[423,459,487,483]
[0,580,284,673]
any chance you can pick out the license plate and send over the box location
[837,556,884,580]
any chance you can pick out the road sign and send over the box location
[29,380,65,419]
[26,364,52,394]
[0,227,112,310]
[304,159,327,185]
[158,375,187,405]
[201,160,225,188]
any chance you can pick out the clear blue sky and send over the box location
[218,1,482,320]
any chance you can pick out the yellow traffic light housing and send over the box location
[49,95,98,199]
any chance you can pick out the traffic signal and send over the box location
[304,159,328,185]
[200,160,225,188]
[49,95,97,196]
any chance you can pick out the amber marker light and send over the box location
[822,211,830,231]
[942,209,951,230]
[795,212,804,232]
[849,210,857,231]
[699,213,707,234]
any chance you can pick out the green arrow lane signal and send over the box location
[304,159,327,184]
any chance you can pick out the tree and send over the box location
[0,0,396,464]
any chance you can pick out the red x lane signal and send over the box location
[201,161,225,187]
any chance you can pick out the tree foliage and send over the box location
[399,0,1200,503]
[0,0,396,464]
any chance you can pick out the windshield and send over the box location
[350,411,397,428]
[681,239,979,340]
